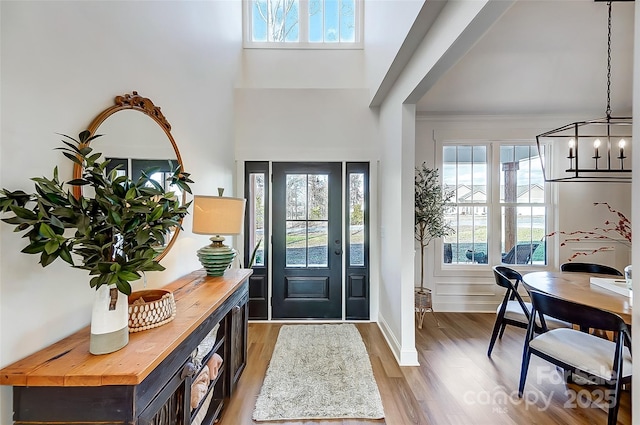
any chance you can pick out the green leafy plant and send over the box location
[0,130,193,295]
[415,163,455,293]
[248,238,263,268]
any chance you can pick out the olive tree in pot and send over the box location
[415,163,454,328]
[0,131,193,354]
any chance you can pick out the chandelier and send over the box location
[536,1,632,183]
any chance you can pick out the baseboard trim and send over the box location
[377,314,419,366]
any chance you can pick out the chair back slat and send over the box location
[529,290,627,333]
[493,266,531,319]
[560,262,623,276]
[493,266,522,290]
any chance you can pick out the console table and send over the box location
[0,268,251,425]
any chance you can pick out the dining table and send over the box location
[522,271,632,325]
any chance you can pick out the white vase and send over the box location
[90,284,129,355]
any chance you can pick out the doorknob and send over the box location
[335,249,343,255]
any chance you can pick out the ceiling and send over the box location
[416,0,635,116]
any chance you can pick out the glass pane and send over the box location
[529,146,545,201]
[443,203,457,264]
[308,222,328,266]
[442,146,458,201]
[500,145,545,204]
[286,221,306,267]
[308,174,328,220]
[501,206,546,265]
[309,0,323,42]
[252,0,268,41]
[249,173,265,266]
[286,174,307,220]
[253,0,299,42]
[444,205,488,264]
[530,206,546,264]
[467,206,488,263]
[471,146,487,203]
[339,0,355,42]
[349,172,364,266]
[284,0,299,41]
[324,0,339,42]
[457,146,472,195]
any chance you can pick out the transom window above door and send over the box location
[244,0,363,48]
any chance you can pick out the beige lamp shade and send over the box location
[192,195,246,236]
[192,195,246,276]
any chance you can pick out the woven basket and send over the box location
[128,289,176,333]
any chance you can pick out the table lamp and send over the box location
[192,193,246,276]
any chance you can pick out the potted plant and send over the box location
[414,163,454,328]
[0,130,193,354]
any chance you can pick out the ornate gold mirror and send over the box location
[73,91,185,261]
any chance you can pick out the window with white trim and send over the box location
[244,0,363,48]
[441,142,547,266]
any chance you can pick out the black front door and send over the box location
[272,162,342,319]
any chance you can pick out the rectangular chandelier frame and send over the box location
[536,116,632,183]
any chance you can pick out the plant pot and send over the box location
[90,284,129,355]
[415,288,439,329]
[415,289,432,310]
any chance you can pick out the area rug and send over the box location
[252,323,385,421]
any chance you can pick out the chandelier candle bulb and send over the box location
[568,138,575,158]
[618,139,626,158]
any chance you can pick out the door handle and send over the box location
[335,249,343,255]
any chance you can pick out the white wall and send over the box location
[372,0,518,365]
[631,3,640,421]
[363,0,425,103]
[416,115,632,312]
[0,1,242,422]
[235,88,378,160]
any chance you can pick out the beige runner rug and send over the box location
[252,323,385,421]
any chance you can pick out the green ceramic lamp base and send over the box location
[196,236,237,276]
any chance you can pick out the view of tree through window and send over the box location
[349,172,364,266]
[499,145,546,265]
[248,173,265,266]
[285,174,329,267]
[442,143,547,266]
[249,0,359,44]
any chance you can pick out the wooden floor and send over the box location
[219,313,631,425]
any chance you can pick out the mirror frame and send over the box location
[73,91,185,261]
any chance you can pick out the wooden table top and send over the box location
[0,268,252,387]
[522,271,632,325]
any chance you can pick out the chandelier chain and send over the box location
[606,1,612,118]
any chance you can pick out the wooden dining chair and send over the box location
[488,266,569,357]
[519,290,632,425]
[560,262,623,276]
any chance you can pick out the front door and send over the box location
[272,162,342,319]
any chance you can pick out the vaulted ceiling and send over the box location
[416,0,635,116]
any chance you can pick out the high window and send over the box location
[244,0,363,48]
[441,143,547,266]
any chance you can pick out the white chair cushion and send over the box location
[529,328,632,381]
[501,300,531,324]
[500,301,570,329]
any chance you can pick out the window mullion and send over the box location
[299,0,309,43]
